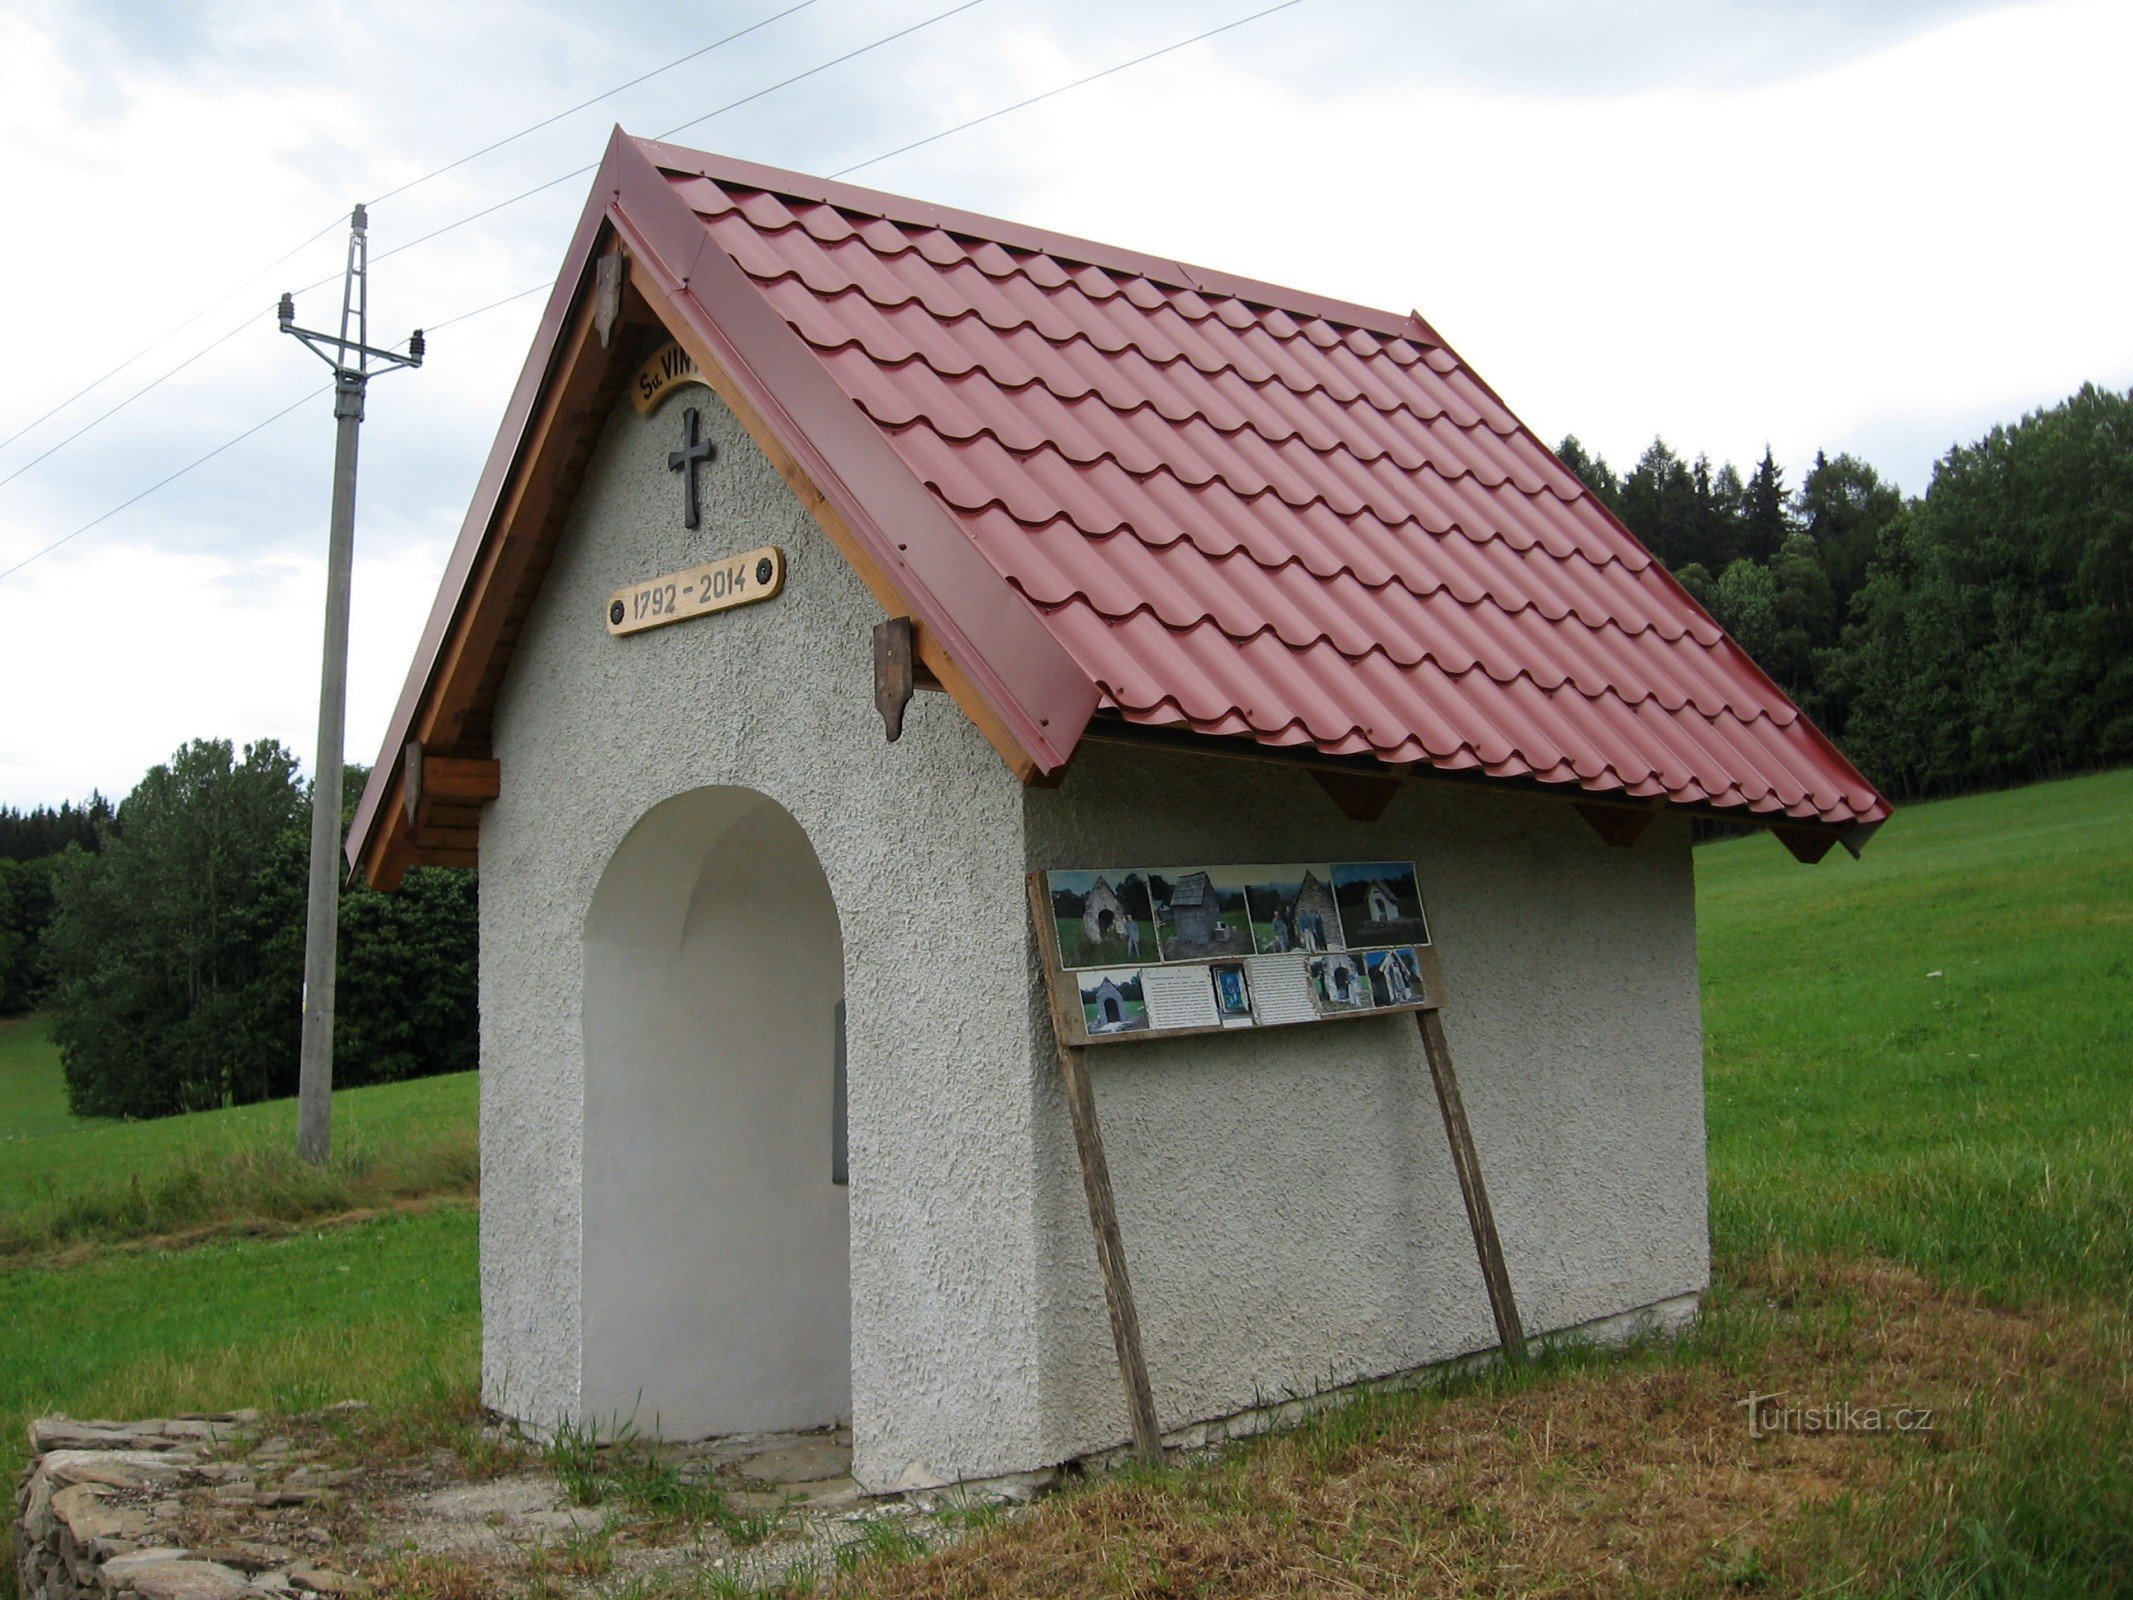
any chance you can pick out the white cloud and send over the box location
[0,0,2125,805]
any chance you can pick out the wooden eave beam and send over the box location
[1084,716,1866,854]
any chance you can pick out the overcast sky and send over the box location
[1,0,2127,807]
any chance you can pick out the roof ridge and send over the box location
[632,134,1428,341]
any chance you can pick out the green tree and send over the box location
[1713,558,1780,668]
[1739,447,1793,563]
[44,743,480,1118]
[1833,384,2133,795]
[1673,561,1719,615]
[1797,449,1903,606]
[46,740,304,1117]
[1554,435,1621,512]
[1619,438,1699,568]
[0,855,62,1014]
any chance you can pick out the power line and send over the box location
[835,0,1312,176]
[0,386,327,584]
[0,218,342,457]
[366,0,825,208]
[311,0,992,290]
[0,288,549,586]
[0,1,825,468]
[0,308,266,494]
[2,0,1318,581]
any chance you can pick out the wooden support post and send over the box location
[1416,1010,1527,1361]
[1026,874,1161,1463]
[1056,1037,1164,1464]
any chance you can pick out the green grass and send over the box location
[0,1014,87,1143]
[1,771,2127,1600]
[0,1021,476,1259]
[1699,766,2133,1310]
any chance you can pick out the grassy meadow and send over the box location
[0,769,2128,1597]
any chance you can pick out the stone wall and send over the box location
[14,1414,366,1600]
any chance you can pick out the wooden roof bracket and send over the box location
[1574,800,1659,849]
[1314,769,1402,822]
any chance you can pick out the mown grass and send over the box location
[0,1020,477,1260]
[1699,766,2133,1312]
[2,771,2127,1599]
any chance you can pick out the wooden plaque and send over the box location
[630,339,711,415]
[607,546,785,636]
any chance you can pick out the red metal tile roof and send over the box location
[651,146,1886,827]
[354,131,1890,869]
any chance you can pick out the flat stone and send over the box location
[722,1489,794,1516]
[32,1419,174,1454]
[795,1476,865,1509]
[21,1470,55,1541]
[190,1545,294,1576]
[406,1477,566,1521]
[734,1440,851,1485]
[256,1489,337,1509]
[82,1504,169,1554]
[45,1450,194,1490]
[51,1483,123,1540]
[123,1560,254,1600]
[102,1548,196,1579]
[288,1565,370,1597]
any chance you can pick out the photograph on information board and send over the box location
[1333,861,1430,947]
[1078,967,1150,1035]
[1046,870,1157,969]
[1366,946,1424,1007]
[1151,869,1250,962]
[1239,864,1344,954]
[1309,951,1371,1012]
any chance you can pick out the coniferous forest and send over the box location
[2,381,2126,1116]
[1558,382,2133,801]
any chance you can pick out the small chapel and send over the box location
[347,130,1888,1491]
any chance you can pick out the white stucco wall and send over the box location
[478,353,1710,1487]
[1021,748,1709,1462]
[480,374,1049,1485]
[580,785,849,1437]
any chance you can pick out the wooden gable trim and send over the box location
[358,238,656,888]
[618,256,1050,786]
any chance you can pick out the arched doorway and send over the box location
[580,787,849,1438]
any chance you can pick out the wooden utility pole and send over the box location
[278,206,422,1164]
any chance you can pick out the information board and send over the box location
[1031,861,1445,1047]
